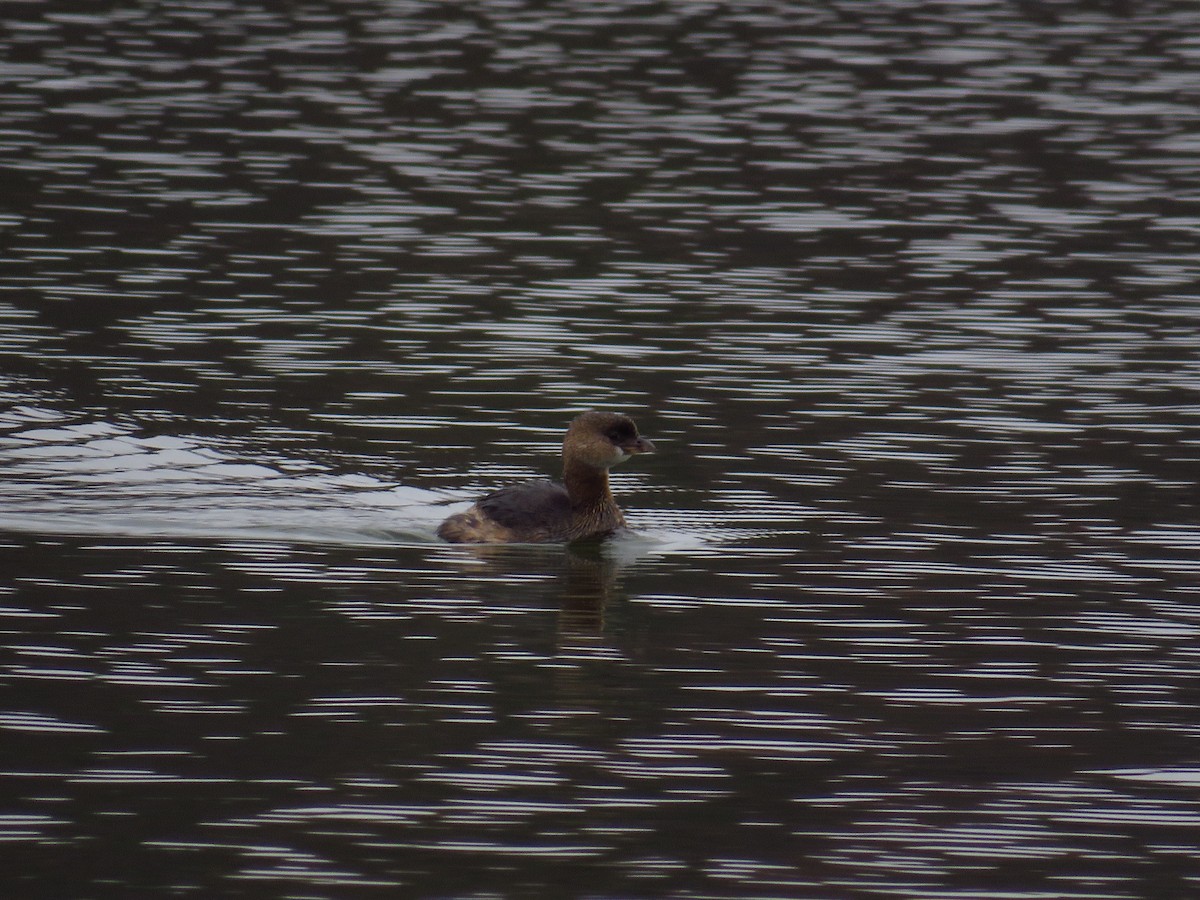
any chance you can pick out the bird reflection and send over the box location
[435,539,626,650]
[555,540,621,650]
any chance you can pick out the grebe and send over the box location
[437,411,655,543]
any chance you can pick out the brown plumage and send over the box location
[437,411,656,544]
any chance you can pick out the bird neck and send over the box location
[563,458,613,509]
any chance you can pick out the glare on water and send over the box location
[2,1,1199,896]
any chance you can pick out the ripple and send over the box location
[0,711,105,734]
[3,0,1200,896]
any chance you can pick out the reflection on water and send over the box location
[3,0,1200,896]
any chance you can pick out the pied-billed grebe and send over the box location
[437,411,655,544]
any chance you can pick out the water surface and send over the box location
[3,1,1200,896]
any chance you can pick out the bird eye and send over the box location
[607,425,633,443]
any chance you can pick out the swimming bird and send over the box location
[437,411,655,543]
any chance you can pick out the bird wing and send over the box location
[476,479,572,530]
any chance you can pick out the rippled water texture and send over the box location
[3,1,1200,896]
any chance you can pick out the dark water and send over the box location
[3,1,1200,896]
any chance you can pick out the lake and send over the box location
[2,1,1200,896]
